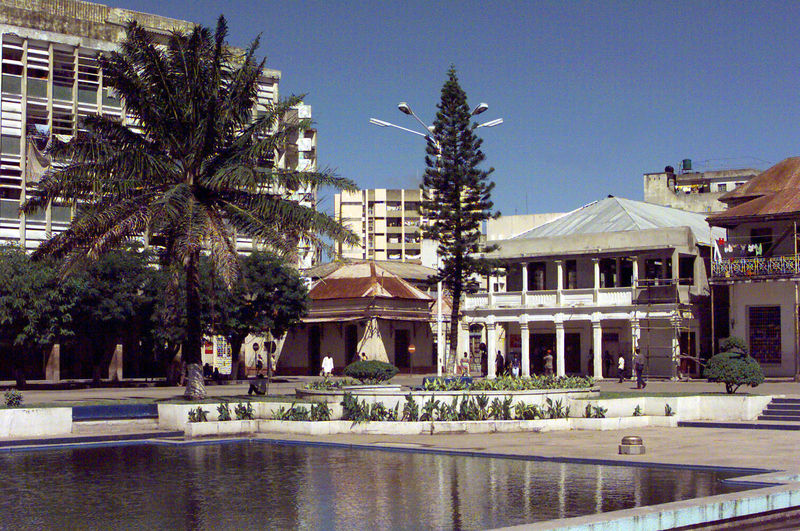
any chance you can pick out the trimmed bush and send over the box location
[705,350,765,394]
[4,389,22,407]
[343,360,399,384]
[719,336,748,355]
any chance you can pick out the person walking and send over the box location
[496,351,505,376]
[543,350,554,376]
[634,349,646,389]
[617,354,626,383]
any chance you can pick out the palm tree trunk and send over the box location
[446,284,462,376]
[183,249,207,399]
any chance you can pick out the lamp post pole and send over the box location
[370,102,502,377]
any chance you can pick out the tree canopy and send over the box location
[22,16,356,398]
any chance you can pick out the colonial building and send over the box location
[278,261,437,375]
[460,196,723,379]
[707,157,800,377]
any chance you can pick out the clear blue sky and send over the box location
[106,0,800,216]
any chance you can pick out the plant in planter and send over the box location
[420,396,441,421]
[633,404,643,417]
[704,337,765,394]
[544,397,569,419]
[216,402,231,421]
[4,389,22,407]
[343,360,399,385]
[187,407,208,423]
[664,404,675,417]
[402,393,419,421]
[341,392,369,423]
[234,402,254,420]
[310,402,331,421]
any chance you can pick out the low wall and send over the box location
[158,401,344,430]
[0,408,72,438]
[573,395,773,421]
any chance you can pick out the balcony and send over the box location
[463,287,634,311]
[712,255,800,281]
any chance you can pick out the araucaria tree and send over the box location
[420,67,499,374]
[22,17,356,399]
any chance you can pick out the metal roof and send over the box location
[511,196,722,245]
[304,260,436,282]
[308,262,433,301]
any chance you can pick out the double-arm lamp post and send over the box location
[369,102,502,376]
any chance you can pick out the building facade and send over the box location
[335,188,424,264]
[644,162,759,214]
[708,157,800,377]
[460,197,722,380]
[0,0,318,266]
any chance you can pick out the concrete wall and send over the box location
[486,213,567,241]
[0,407,71,437]
[730,282,797,376]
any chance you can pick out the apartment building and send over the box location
[335,188,424,264]
[0,0,318,266]
[644,159,759,214]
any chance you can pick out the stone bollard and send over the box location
[619,435,645,455]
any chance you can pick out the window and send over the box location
[748,306,781,363]
[531,262,546,291]
[679,256,695,285]
[565,260,577,289]
[717,183,727,192]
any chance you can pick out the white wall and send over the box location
[730,282,797,376]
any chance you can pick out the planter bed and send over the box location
[0,407,72,438]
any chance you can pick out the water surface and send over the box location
[0,441,755,530]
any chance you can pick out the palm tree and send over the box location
[22,17,357,399]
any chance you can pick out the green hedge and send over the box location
[343,360,399,384]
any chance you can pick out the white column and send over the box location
[671,315,681,380]
[555,317,566,376]
[457,322,470,367]
[520,318,530,377]
[486,318,497,379]
[671,249,680,283]
[521,262,528,307]
[592,258,600,303]
[109,343,123,381]
[592,317,603,380]
[555,260,564,305]
[630,315,640,353]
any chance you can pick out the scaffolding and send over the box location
[634,278,698,379]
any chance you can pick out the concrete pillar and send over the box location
[520,318,530,377]
[521,262,528,307]
[555,260,564,305]
[109,343,123,381]
[457,322,470,367]
[555,317,566,376]
[486,318,497,379]
[592,318,603,380]
[671,316,681,380]
[631,256,639,284]
[592,258,600,303]
[671,249,680,283]
[46,343,60,382]
[630,316,640,353]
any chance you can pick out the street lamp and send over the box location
[370,100,502,377]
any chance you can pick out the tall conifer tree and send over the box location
[421,67,499,374]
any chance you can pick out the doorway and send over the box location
[345,325,358,365]
[308,325,321,375]
[394,329,410,369]
[565,333,581,374]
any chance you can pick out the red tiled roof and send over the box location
[308,262,433,301]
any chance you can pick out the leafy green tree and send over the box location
[68,247,159,382]
[22,18,355,398]
[420,67,499,374]
[0,246,84,387]
[705,336,765,394]
[201,251,309,377]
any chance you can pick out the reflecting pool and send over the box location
[0,441,755,530]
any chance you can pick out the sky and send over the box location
[104,0,800,217]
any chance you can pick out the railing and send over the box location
[712,255,800,280]
[464,293,489,310]
[463,288,633,310]
[598,288,632,306]
[526,290,558,307]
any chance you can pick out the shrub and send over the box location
[4,389,22,408]
[719,336,748,355]
[705,351,765,394]
[340,392,369,422]
[310,402,332,421]
[343,360,399,384]
[402,393,419,421]
[187,407,208,423]
[633,404,643,417]
[216,402,231,421]
[234,402,255,420]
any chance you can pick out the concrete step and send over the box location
[72,418,159,435]
[679,420,800,431]
[757,414,800,422]
[0,430,184,449]
[762,404,800,412]
[771,398,800,404]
